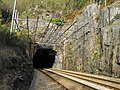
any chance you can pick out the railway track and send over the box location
[41,68,120,90]
[29,69,67,90]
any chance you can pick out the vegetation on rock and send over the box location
[0,1,33,89]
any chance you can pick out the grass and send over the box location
[2,0,66,10]
[2,0,118,21]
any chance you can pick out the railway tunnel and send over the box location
[33,47,57,69]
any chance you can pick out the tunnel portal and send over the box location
[33,48,57,69]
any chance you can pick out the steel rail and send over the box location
[43,68,120,90]
[41,18,53,42]
[60,22,89,44]
[52,21,77,43]
[38,69,68,90]
[16,18,50,23]
[69,30,91,50]
[45,19,64,43]
[44,24,57,43]
[46,19,64,43]
[51,13,98,44]
[47,26,63,43]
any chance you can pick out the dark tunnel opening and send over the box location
[33,48,57,69]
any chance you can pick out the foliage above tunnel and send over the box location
[0,23,31,52]
[1,0,118,20]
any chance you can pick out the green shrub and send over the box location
[0,24,10,45]
[114,14,120,19]
[47,18,64,26]
[0,23,31,51]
